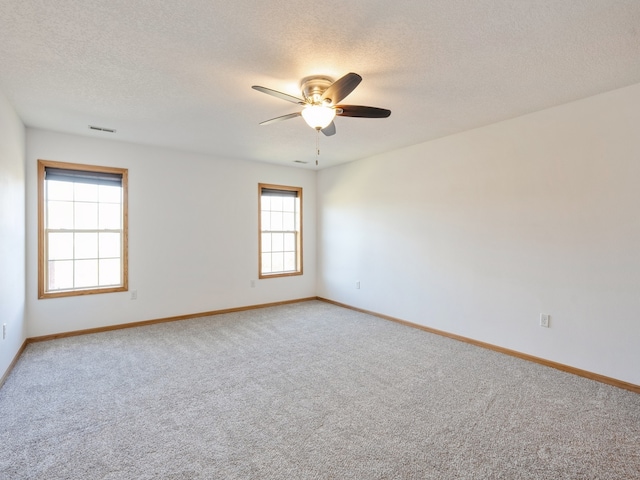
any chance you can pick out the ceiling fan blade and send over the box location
[259,112,302,126]
[321,121,336,136]
[336,105,391,118]
[252,86,306,105]
[321,73,362,105]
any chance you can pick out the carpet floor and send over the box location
[1,300,639,479]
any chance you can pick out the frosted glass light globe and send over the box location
[301,105,336,130]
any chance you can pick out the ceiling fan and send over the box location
[252,73,391,136]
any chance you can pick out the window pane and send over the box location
[271,212,283,231]
[259,185,301,277]
[47,201,74,229]
[75,259,98,288]
[46,180,74,201]
[99,232,121,258]
[262,254,272,274]
[283,212,294,231]
[74,182,98,202]
[261,211,271,231]
[284,233,295,252]
[75,232,98,259]
[271,233,284,252]
[284,252,296,271]
[99,258,121,286]
[99,185,122,203]
[261,233,271,253]
[40,162,128,297]
[99,203,121,229]
[48,260,74,290]
[271,252,284,272]
[271,197,282,211]
[48,232,73,260]
[75,202,98,229]
[282,197,294,212]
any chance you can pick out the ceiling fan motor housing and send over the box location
[301,76,334,105]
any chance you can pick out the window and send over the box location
[259,184,302,278]
[38,160,128,298]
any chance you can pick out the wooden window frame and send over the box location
[38,159,129,299]
[258,183,303,279]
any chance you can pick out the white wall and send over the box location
[26,130,316,337]
[317,83,640,386]
[0,91,26,380]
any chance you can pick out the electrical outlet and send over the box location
[130,290,137,300]
[2,323,6,340]
[355,281,361,289]
[540,314,550,328]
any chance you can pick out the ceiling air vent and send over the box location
[89,125,116,133]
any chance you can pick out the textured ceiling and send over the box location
[1,1,639,169]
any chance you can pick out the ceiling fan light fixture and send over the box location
[253,72,390,136]
[301,105,336,130]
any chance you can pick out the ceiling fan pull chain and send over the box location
[316,129,320,166]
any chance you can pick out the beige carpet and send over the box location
[1,300,639,479]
